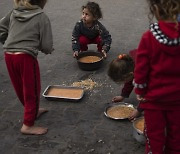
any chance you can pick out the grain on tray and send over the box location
[135,117,144,133]
[47,87,83,99]
[79,56,101,63]
[107,105,135,119]
[72,79,97,90]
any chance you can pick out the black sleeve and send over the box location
[98,22,112,52]
[121,79,134,98]
[72,21,81,52]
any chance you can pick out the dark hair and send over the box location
[14,0,47,9]
[30,0,47,8]
[30,0,39,5]
[82,1,103,19]
[108,54,134,83]
[147,0,180,23]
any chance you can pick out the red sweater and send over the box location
[134,21,180,110]
[121,49,136,98]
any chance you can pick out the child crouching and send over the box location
[108,50,143,120]
[72,1,112,58]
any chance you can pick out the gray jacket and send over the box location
[0,5,53,57]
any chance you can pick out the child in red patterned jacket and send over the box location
[134,0,180,153]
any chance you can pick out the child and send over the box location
[108,50,143,120]
[133,0,180,153]
[0,0,54,135]
[72,1,112,58]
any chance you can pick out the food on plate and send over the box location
[79,56,102,63]
[134,117,145,133]
[47,87,83,99]
[107,105,135,119]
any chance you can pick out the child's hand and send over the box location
[112,96,124,102]
[101,50,107,58]
[73,51,79,58]
[136,94,146,102]
[128,109,141,121]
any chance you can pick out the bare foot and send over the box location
[21,124,48,135]
[37,108,48,119]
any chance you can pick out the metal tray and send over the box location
[104,102,135,120]
[132,116,145,145]
[42,85,84,101]
[133,116,145,134]
[76,51,104,71]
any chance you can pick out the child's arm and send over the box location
[121,79,134,98]
[39,14,54,54]
[98,22,112,53]
[72,22,81,55]
[134,32,150,97]
[0,11,12,44]
[112,96,124,102]
[112,79,134,103]
[128,109,142,121]
[129,103,143,121]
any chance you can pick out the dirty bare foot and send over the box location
[37,108,48,119]
[21,124,48,135]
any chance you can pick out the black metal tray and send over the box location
[76,50,104,71]
[42,85,84,101]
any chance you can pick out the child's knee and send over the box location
[79,36,89,45]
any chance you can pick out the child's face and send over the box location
[81,8,96,26]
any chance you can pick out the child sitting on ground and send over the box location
[108,50,143,120]
[72,1,112,58]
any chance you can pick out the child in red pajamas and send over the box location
[108,49,143,120]
[0,0,53,135]
[134,0,180,153]
[72,1,112,58]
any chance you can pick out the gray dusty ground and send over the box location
[0,0,149,153]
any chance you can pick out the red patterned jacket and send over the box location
[134,21,180,110]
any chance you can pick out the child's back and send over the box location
[0,0,53,135]
[135,21,180,104]
[1,4,53,57]
[133,0,180,153]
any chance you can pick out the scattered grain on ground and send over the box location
[72,79,98,90]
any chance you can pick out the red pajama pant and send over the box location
[144,109,180,154]
[5,53,41,126]
[79,35,102,52]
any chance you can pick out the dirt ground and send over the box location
[0,0,149,153]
